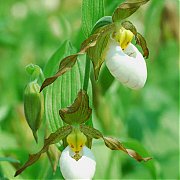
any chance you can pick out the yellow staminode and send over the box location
[67,129,87,153]
[115,27,134,50]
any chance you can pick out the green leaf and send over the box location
[112,0,150,22]
[40,54,78,92]
[82,0,104,37]
[87,24,115,80]
[42,41,74,135]
[14,125,72,177]
[42,41,93,144]
[59,90,92,125]
[43,41,73,77]
[40,36,99,92]
[80,125,152,162]
[121,21,149,58]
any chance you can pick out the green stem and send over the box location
[83,55,91,91]
[83,55,93,128]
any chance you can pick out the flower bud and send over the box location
[24,81,44,142]
[60,146,96,180]
[105,39,147,89]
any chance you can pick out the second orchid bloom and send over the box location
[105,27,147,89]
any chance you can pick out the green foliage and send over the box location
[42,40,93,135]
[0,0,179,179]
[82,0,105,37]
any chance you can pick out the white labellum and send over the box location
[60,146,96,180]
[105,40,147,90]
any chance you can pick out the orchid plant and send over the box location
[15,0,152,179]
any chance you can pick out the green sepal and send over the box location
[135,32,149,58]
[112,0,150,22]
[87,23,115,80]
[14,125,72,177]
[59,90,92,125]
[121,21,149,58]
[121,20,137,35]
[80,124,152,162]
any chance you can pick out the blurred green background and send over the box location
[0,0,179,179]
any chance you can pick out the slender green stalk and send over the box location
[83,55,93,128]
[83,55,91,91]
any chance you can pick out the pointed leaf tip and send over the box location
[103,137,152,162]
[40,34,99,92]
[80,125,152,163]
[40,54,78,92]
[14,125,72,176]
[59,90,92,125]
[126,149,152,162]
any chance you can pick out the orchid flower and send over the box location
[60,129,96,180]
[14,90,151,179]
[105,28,147,90]
[15,1,151,179]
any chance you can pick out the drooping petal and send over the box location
[105,40,147,89]
[60,146,96,180]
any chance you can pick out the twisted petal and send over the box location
[105,40,147,89]
[60,146,96,180]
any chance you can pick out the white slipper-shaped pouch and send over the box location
[60,146,96,180]
[105,40,147,90]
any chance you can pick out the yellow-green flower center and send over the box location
[115,27,134,50]
[67,128,87,153]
